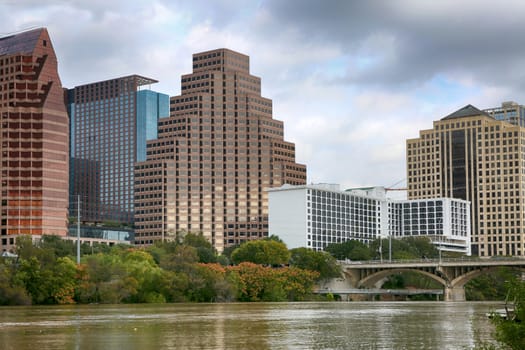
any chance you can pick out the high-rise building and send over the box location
[68,75,169,232]
[407,104,525,257]
[484,101,525,128]
[268,184,471,254]
[0,28,69,252]
[134,48,307,252]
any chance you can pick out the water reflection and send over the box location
[0,302,497,350]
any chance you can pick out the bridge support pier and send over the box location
[444,286,465,302]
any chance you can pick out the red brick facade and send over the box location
[0,28,69,251]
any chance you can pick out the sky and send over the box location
[2,0,525,196]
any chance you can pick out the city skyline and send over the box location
[3,1,525,192]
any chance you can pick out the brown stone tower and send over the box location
[134,48,306,252]
[0,28,69,251]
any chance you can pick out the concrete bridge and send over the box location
[319,258,525,301]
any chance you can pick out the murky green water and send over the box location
[0,302,499,349]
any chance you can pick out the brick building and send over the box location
[134,48,306,252]
[0,28,69,251]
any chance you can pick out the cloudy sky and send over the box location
[2,0,524,195]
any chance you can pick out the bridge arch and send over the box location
[356,268,447,289]
[341,260,525,301]
[450,266,525,289]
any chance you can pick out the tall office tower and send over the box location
[0,28,69,252]
[484,101,525,128]
[407,104,525,257]
[68,75,169,231]
[135,48,307,252]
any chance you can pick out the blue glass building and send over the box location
[68,75,169,231]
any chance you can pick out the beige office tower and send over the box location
[407,104,525,257]
[134,49,306,252]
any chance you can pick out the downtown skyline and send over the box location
[2,1,525,193]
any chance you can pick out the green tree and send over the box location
[77,253,132,303]
[402,237,439,259]
[185,263,236,302]
[39,235,76,258]
[183,232,217,263]
[369,237,438,261]
[221,244,240,260]
[466,267,521,301]
[231,240,290,266]
[121,249,166,303]
[325,240,372,260]
[490,278,525,350]
[159,245,199,273]
[289,247,341,281]
[0,262,31,305]
[264,235,284,243]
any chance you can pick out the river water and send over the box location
[0,302,499,350]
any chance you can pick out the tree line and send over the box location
[0,233,342,305]
[0,234,521,305]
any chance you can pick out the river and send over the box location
[0,302,500,349]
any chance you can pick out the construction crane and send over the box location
[385,178,407,192]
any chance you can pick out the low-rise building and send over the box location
[268,184,471,255]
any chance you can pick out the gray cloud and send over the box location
[258,0,525,90]
[2,0,524,191]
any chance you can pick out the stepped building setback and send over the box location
[407,104,525,257]
[134,48,306,252]
[0,28,69,252]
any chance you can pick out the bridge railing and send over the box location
[338,256,525,265]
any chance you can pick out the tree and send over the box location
[491,278,525,350]
[221,244,240,260]
[0,262,31,305]
[77,253,132,303]
[180,232,217,263]
[159,245,199,273]
[264,235,284,243]
[402,237,439,259]
[369,237,439,261]
[325,240,372,260]
[227,262,319,301]
[289,247,341,281]
[39,235,76,258]
[465,267,520,301]
[231,240,290,266]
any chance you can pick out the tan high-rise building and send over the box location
[134,48,306,252]
[0,28,69,252]
[407,104,525,257]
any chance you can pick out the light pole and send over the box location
[389,235,392,262]
[379,237,383,262]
